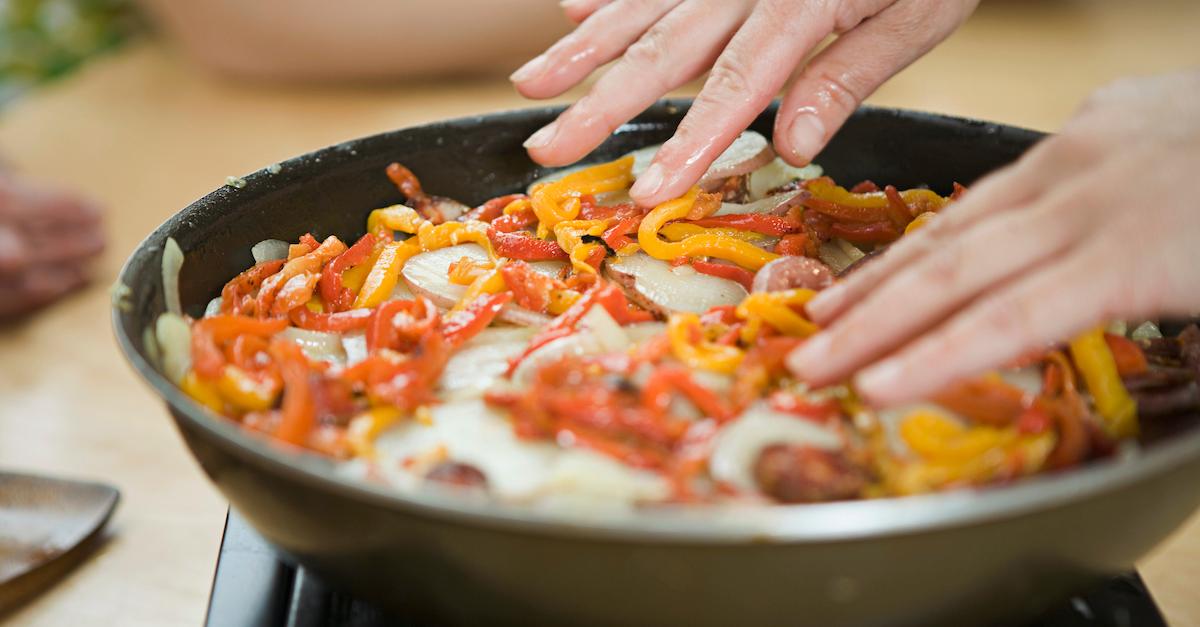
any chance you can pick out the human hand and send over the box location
[511,0,978,207]
[787,70,1200,407]
[0,174,104,319]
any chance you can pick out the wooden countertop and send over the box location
[1,1,1198,625]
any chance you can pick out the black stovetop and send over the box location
[206,510,1167,627]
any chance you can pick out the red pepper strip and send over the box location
[268,338,316,446]
[443,292,513,348]
[257,236,348,316]
[463,194,526,223]
[318,233,377,312]
[487,226,569,261]
[731,336,803,409]
[601,216,641,251]
[699,305,738,326]
[1104,333,1149,377]
[689,259,754,291]
[774,233,809,256]
[584,245,606,271]
[228,334,271,372]
[500,261,557,312]
[768,392,840,422]
[192,315,289,379]
[933,377,1029,426]
[506,283,640,375]
[289,305,373,332]
[951,182,968,200]
[882,185,915,229]
[850,180,880,193]
[221,259,285,316]
[346,333,450,410]
[366,297,438,353]
[828,220,902,245]
[386,163,441,223]
[687,214,801,236]
[579,195,642,220]
[490,206,538,233]
[641,366,736,423]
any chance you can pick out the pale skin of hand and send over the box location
[511,0,978,207]
[0,174,104,319]
[789,70,1200,407]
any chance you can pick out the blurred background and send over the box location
[1,1,1198,625]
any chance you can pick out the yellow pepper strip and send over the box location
[639,188,778,271]
[447,256,495,286]
[905,211,937,234]
[736,289,819,339]
[367,204,427,235]
[1069,326,1138,438]
[342,243,383,293]
[216,365,280,412]
[503,197,533,215]
[659,222,765,243]
[901,410,1014,463]
[304,294,325,313]
[346,406,404,459]
[548,289,582,315]
[668,313,745,374]
[453,264,507,312]
[808,178,949,213]
[553,219,610,274]
[352,240,421,308]
[531,156,634,237]
[182,370,224,412]
[417,220,495,258]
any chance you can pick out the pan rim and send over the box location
[112,101,1200,544]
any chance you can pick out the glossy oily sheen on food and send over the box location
[113,102,1200,626]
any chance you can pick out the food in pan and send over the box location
[150,132,1196,508]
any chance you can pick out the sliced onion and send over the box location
[606,253,746,316]
[373,399,559,500]
[280,327,345,364]
[155,312,191,384]
[709,402,843,493]
[817,238,865,275]
[713,190,804,217]
[623,321,667,345]
[401,243,561,325]
[511,305,630,384]
[1131,321,1163,341]
[162,237,184,317]
[747,157,824,201]
[251,239,290,264]
[204,296,223,318]
[432,197,469,222]
[999,367,1045,397]
[540,448,670,504]
[341,331,368,366]
[440,327,537,400]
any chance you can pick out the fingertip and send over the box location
[773,107,827,167]
[853,359,911,408]
[805,285,845,324]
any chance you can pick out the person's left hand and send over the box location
[511,0,977,207]
[786,71,1200,407]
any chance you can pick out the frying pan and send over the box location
[112,101,1200,626]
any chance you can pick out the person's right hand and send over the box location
[0,174,104,319]
[511,0,978,207]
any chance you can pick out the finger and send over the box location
[628,0,844,207]
[512,0,684,99]
[560,0,615,24]
[806,131,1101,325]
[853,245,1115,408]
[0,223,27,274]
[524,0,749,167]
[0,261,90,318]
[773,0,976,165]
[789,173,1095,387]
[27,225,106,264]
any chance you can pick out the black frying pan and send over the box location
[112,102,1200,626]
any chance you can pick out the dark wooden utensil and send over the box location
[0,472,119,614]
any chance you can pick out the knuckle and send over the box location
[799,65,864,113]
[981,295,1037,343]
[920,244,966,288]
[705,58,766,104]
[623,25,670,70]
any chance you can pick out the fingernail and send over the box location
[787,111,826,163]
[523,121,559,150]
[856,358,904,401]
[806,284,844,322]
[630,162,665,199]
[787,332,832,378]
[510,54,548,83]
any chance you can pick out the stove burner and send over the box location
[206,511,1167,627]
